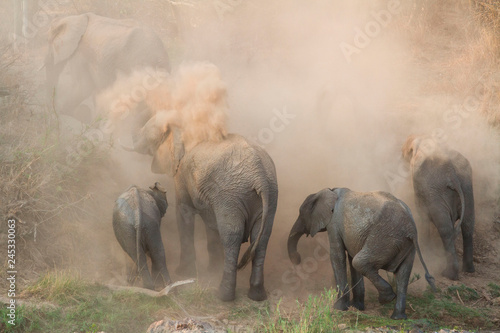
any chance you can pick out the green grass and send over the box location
[446,284,481,301]
[262,289,344,333]
[1,272,498,333]
[488,283,500,298]
[1,271,219,333]
[399,289,493,330]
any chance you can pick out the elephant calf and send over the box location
[113,182,171,290]
[402,135,475,280]
[288,188,436,320]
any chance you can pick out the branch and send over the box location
[456,290,465,305]
[105,279,195,297]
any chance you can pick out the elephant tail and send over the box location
[132,188,143,274]
[448,177,466,236]
[414,236,437,292]
[237,189,270,270]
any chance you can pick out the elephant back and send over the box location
[178,134,278,209]
[114,186,162,228]
[83,13,170,88]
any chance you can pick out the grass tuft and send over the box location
[264,288,343,333]
[488,282,500,298]
[446,284,481,301]
[22,271,89,305]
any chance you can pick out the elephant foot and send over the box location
[378,290,396,304]
[219,284,236,302]
[441,267,459,281]
[390,310,407,320]
[142,281,155,290]
[248,285,267,301]
[463,262,475,273]
[350,300,365,311]
[334,299,349,311]
[176,264,197,278]
[126,275,136,286]
[155,277,172,290]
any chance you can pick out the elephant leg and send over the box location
[116,223,140,285]
[248,219,272,301]
[125,255,137,286]
[461,210,475,273]
[352,249,395,304]
[348,255,365,310]
[218,215,245,302]
[176,205,197,277]
[205,223,224,273]
[327,235,349,310]
[149,232,172,288]
[137,250,154,290]
[390,248,415,320]
[429,207,459,280]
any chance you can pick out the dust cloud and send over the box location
[2,0,498,299]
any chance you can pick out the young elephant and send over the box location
[402,135,475,280]
[113,182,171,290]
[288,188,436,320]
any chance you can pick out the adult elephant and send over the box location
[288,188,436,320]
[45,12,170,123]
[123,111,279,302]
[402,135,475,280]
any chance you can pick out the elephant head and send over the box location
[402,134,443,164]
[122,110,185,176]
[288,188,338,265]
[148,182,168,217]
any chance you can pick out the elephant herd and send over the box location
[46,13,476,320]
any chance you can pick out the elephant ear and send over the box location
[48,14,89,65]
[151,126,185,176]
[150,182,166,193]
[401,135,419,162]
[308,189,338,237]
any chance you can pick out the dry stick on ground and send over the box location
[456,290,465,305]
[409,303,416,312]
[106,279,196,297]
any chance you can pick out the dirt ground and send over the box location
[1,0,499,331]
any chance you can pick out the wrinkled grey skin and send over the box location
[402,136,475,280]
[128,126,278,302]
[45,12,169,122]
[288,188,436,320]
[113,182,171,290]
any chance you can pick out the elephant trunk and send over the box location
[119,131,152,155]
[288,218,307,265]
